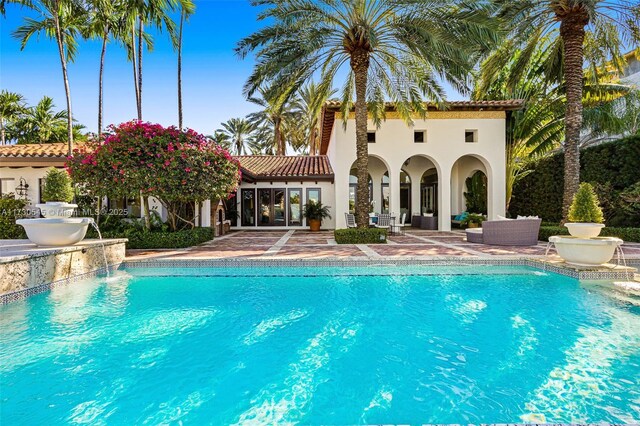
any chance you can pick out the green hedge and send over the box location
[511,135,640,226]
[334,228,387,244]
[538,225,640,242]
[0,196,27,239]
[99,227,214,249]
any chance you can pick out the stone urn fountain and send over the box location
[550,183,623,267]
[17,168,93,247]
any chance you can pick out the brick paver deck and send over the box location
[125,229,640,264]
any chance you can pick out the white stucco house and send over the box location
[0,100,523,233]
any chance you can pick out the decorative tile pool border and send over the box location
[2,256,636,305]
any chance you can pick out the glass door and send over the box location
[258,189,272,226]
[288,188,302,226]
[274,189,286,226]
[241,189,255,226]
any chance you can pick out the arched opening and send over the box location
[399,170,411,222]
[349,156,388,214]
[451,155,490,218]
[400,155,440,227]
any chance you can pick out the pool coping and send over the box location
[1,256,637,305]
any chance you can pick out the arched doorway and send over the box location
[420,169,438,215]
[349,156,389,214]
[451,155,490,216]
[399,170,411,222]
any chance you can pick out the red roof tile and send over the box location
[236,155,333,181]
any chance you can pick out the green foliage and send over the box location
[302,201,332,221]
[568,183,604,223]
[0,195,27,239]
[42,168,74,203]
[460,213,486,227]
[538,225,640,243]
[510,136,640,225]
[620,182,640,223]
[463,171,487,214]
[334,228,387,244]
[100,227,214,249]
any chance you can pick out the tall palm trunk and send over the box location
[178,9,184,129]
[53,1,73,155]
[137,18,143,121]
[1,118,5,145]
[131,24,140,116]
[98,27,108,141]
[274,116,283,154]
[560,11,589,221]
[309,127,316,155]
[351,50,370,228]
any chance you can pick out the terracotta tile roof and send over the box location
[236,155,334,181]
[319,99,525,154]
[0,143,74,158]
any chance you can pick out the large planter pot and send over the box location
[308,219,321,232]
[549,236,623,267]
[467,223,479,229]
[16,218,93,247]
[36,202,77,218]
[565,222,605,239]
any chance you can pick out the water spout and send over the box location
[90,220,110,278]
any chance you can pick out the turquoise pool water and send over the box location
[1,266,639,424]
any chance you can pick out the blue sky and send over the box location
[0,0,464,135]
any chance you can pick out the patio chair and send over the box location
[345,213,357,228]
[375,214,391,231]
[391,212,407,235]
[465,218,541,246]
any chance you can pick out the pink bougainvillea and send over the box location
[67,121,241,230]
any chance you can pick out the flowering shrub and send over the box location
[67,121,240,230]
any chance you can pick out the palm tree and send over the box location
[207,130,231,149]
[218,118,253,155]
[489,0,639,219]
[295,82,337,155]
[237,0,498,227]
[247,125,277,155]
[13,96,68,143]
[176,0,195,129]
[11,0,87,154]
[0,90,27,145]
[125,0,179,121]
[247,88,300,155]
[475,36,631,211]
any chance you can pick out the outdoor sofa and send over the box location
[465,218,542,246]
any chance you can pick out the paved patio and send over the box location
[126,229,640,264]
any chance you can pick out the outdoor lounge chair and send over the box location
[465,218,542,246]
[375,214,391,231]
[345,213,357,228]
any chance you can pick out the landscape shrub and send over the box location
[538,225,640,242]
[41,168,74,203]
[510,135,640,225]
[334,228,387,244]
[0,195,27,239]
[567,182,604,223]
[98,227,214,249]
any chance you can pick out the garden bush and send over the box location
[510,135,640,225]
[0,195,27,239]
[538,225,640,243]
[99,227,214,249]
[41,168,74,203]
[334,228,387,244]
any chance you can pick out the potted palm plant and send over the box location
[37,168,76,218]
[461,213,485,229]
[303,201,331,232]
[565,182,605,238]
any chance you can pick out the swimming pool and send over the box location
[1,265,639,424]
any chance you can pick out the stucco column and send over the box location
[201,199,211,227]
[488,169,506,220]
[335,166,350,228]
[439,164,451,231]
[370,170,383,214]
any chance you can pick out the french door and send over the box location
[258,188,286,226]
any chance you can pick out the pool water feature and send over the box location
[1,265,639,424]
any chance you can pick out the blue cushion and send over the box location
[455,212,469,221]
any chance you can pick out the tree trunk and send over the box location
[309,127,316,155]
[53,1,73,155]
[142,194,151,230]
[560,11,589,221]
[137,18,143,121]
[98,27,108,141]
[274,116,283,155]
[178,9,184,130]
[351,50,370,228]
[1,118,5,145]
[131,24,140,117]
